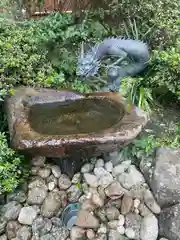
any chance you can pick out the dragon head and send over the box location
[76,44,101,79]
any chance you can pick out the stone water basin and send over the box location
[5,87,148,157]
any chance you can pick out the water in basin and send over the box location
[28,98,123,135]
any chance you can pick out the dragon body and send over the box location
[76,37,149,91]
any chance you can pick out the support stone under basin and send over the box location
[5,87,148,158]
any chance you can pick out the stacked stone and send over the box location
[0,148,179,240]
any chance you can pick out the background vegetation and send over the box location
[0,0,179,193]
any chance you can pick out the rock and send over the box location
[106,199,122,209]
[105,161,113,172]
[125,228,136,239]
[18,206,37,225]
[6,221,21,239]
[133,199,141,209]
[118,214,125,226]
[129,185,147,200]
[41,192,62,218]
[28,178,48,189]
[94,167,113,188]
[71,173,81,184]
[31,156,46,167]
[108,229,127,240]
[47,175,58,186]
[6,191,27,203]
[138,203,152,217]
[0,235,7,240]
[84,173,99,188]
[158,203,180,240]
[16,226,32,240]
[86,229,96,239]
[58,174,71,190]
[117,165,145,190]
[125,213,142,239]
[144,189,161,214]
[51,227,69,240]
[95,159,104,168]
[121,195,133,215]
[95,208,107,222]
[108,151,124,166]
[76,210,100,229]
[81,163,94,173]
[40,233,55,240]
[81,199,97,211]
[106,207,120,221]
[51,165,61,178]
[105,181,125,199]
[32,217,52,236]
[70,226,85,240]
[98,223,107,234]
[140,148,180,207]
[67,185,82,202]
[2,201,22,221]
[117,225,125,235]
[92,192,104,207]
[140,214,158,240]
[38,167,51,179]
[112,161,131,176]
[40,227,69,240]
[31,167,40,175]
[27,187,47,205]
[48,182,56,191]
[108,220,119,229]
[51,217,62,227]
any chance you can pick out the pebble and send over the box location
[6,221,21,239]
[0,235,7,240]
[86,229,96,239]
[92,192,104,207]
[95,159,105,168]
[117,165,145,190]
[38,167,51,179]
[144,189,161,214]
[71,173,81,184]
[104,161,113,172]
[118,214,125,226]
[51,165,61,178]
[84,173,99,188]
[76,210,100,229]
[117,225,125,235]
[18,206,37,225]
[105,181,125,199]
[48,182,56,191]
[2,201,22,221]
[16,226,32,240]
[70,226,85,240]
[125,228,136,239]
[121,195,133,215]
[134,198,141,209]
[58,174,71,190]
[31,156,46,167]
[41,192,62,218]
[27,187,47,205]
[112,161,131,176]
[81,163,94,173]
[67,185,82,202]
[106,207,120,221]
[140,214,158,240]
[97,223,107,234]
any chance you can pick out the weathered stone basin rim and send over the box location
[5,87,149,158]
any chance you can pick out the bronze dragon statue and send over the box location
[76,37,149,91]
